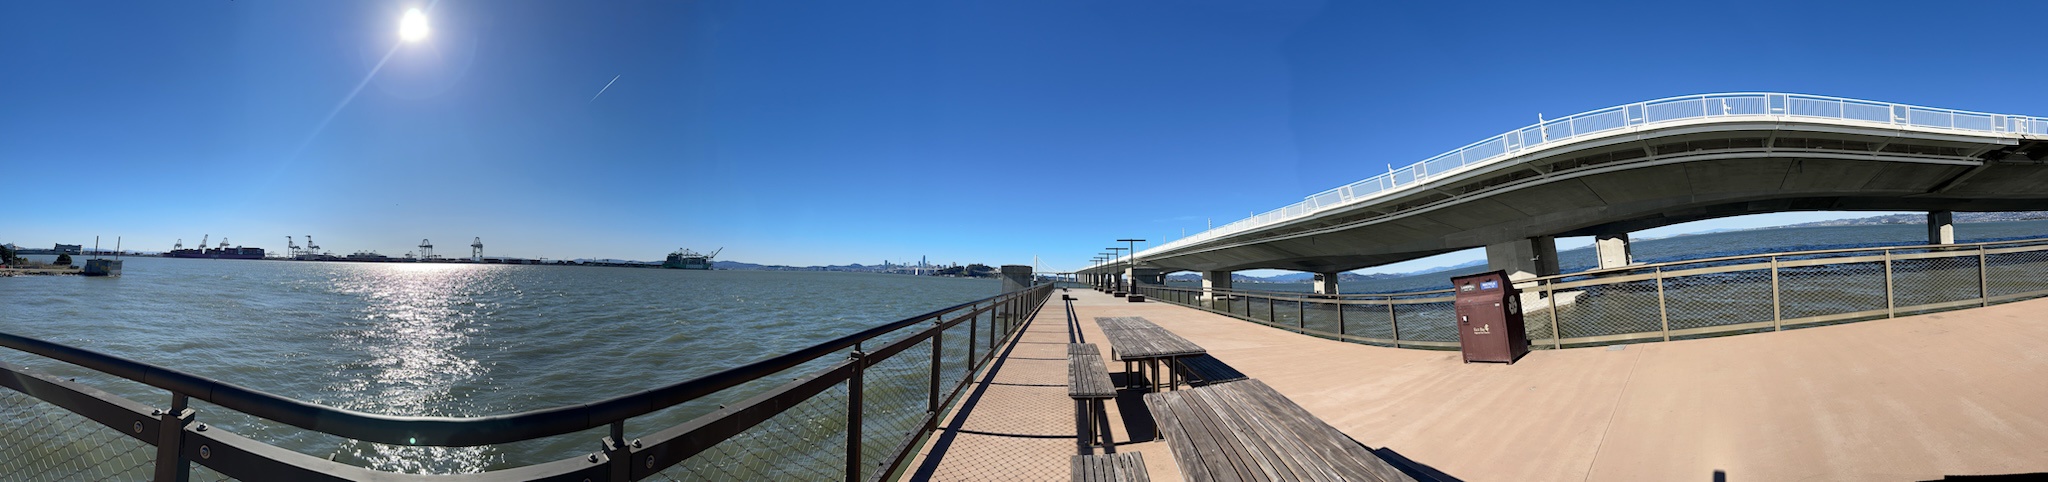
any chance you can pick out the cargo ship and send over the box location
[164,236,265,260]
[663,248,720,270]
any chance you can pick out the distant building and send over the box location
[53,244,82,255]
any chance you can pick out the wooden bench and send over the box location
[1072,452,1150,482]
[1144,379,1415,482]
[1069,343,1118,455]
[1173,354,1248,387]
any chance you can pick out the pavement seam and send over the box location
[1580,347,1646,482]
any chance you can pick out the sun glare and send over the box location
[400,8,430,42]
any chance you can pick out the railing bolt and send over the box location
[588,454,599,463]
[133,421,143,434]
[632,439,642,448]
[646,457,655,469]
[199,445,210,459]
[196,423,208,432]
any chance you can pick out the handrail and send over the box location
[0,285,1032,447]
[1121,236,2048,300]
[1081,92,2048,272]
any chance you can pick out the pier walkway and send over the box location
[914,288,2048,481]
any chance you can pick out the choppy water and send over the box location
[0,262,995,473]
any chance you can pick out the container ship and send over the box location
[164,236,265,260]
[663,247,720,270]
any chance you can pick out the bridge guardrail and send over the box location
[0,283,1055,481]
[1128,237,2048,349]
[1087,93,2048,271]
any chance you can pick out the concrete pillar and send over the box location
[1202,270,1232,300]
[1486,236,1560,282]
[999,265,1033,294]
[1594,233,1633,270]
[1312,272,1339,295]
[1929,211,1955,245]
[1130,267,1164,286]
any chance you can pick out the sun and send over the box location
[399,8,430,42]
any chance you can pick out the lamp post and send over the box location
[1090,256,1107,290]
[1117,238,1145,287]
[1105,247,1128,296]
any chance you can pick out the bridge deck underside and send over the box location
[1127,124,2048,274]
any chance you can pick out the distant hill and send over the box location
[1776,211,2048,228]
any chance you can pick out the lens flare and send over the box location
[399,8,429,42]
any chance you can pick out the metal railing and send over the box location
[1085,92,2048,272]
[1129,237,2048,350]
[0,283,1055,481]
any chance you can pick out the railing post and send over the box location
[1388,297,1400,349]
[1657,267,1670,342]
[1297,298,1305,332]
[1979,245,1991,306]
[152,393,193,482]
[847,347,865,482]
[1770,256,1782,331]
[604,420,631,482]
[929,318,943,430]
[1546,284,1561,349]
[1884,249,1896,318]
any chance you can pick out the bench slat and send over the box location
[1068,343,1117,399]
[1145,380,1417,482]
[1072,452,1149,482]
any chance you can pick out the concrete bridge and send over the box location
[1078,93,2048,294]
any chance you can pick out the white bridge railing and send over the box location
[1086,93,2048,272]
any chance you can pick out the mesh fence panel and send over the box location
[1340,302,1395,345]
[1248,297,1271,322]
[1892,253,1984,311]
[1300,300,1341,338]
[1778,261,1887,321]
[660,380,850,481]
[1988,249,2048,297]
[859,338,933,479]
[937,318,975,405]
[1661,269,1775,336]
[0,388,155,481]
[1521,292,1559,345]
[1271,299,1302,330]
[1555,279,1662,340]
[1392,300,1457,344]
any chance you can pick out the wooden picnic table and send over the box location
[1144,379,1415,482]
[1094,316,1206,391]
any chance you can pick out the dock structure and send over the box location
[914,288,2048,481]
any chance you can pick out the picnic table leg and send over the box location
[1076,399,1091,455]
[1095,399,1116,454]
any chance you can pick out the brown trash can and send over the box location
[1451,270,1529,364]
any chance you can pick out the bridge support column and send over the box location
[1202,270,1232,300]
[1595,233,1633,270]
[1486,236,1560,282]
[1000,265,1033,294]
[1929,211,1955,245]
[1312,272,1339,295]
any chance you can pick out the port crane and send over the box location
[419,239,434,260]
[305,235,320,255]
[199,235,209,251]
[287,236,301,257]
[172,239,183,250]
[471,237,483,261]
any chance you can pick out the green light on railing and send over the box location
[409,437,416,445]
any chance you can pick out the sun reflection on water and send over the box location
[325,263,498,473]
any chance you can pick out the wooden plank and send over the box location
[1148,380,1416,482]
[1069,344,1117,399]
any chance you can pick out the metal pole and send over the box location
[1297,297,1305,332]
[1657,267,1670,342]
[1337,297,1346,336]
[967,308,977,372]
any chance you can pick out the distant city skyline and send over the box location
[8,1,2048,273]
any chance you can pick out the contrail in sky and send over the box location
[590,75,621,102]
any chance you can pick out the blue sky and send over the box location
[6,1,2048,272]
